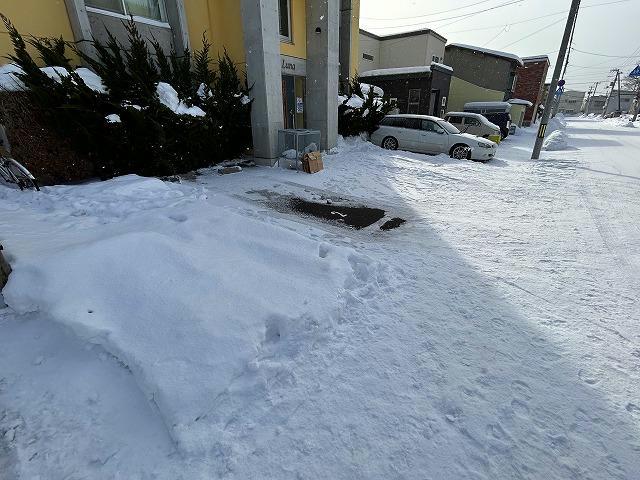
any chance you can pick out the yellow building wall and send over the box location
[183,0,245,66]
[280,0,306,59]
[447,76,505,112]
[0,0,75,65]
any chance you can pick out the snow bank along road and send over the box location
[1,118,639,479]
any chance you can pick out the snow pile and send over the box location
[603,114,637,128]
[0,174,205,221]
[547,114,567,134]
[542,129,569,151]
[156,82,206,117]
[2,174,365,454]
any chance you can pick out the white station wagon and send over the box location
[371,114,497,162]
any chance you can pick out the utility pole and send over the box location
[583,86,593,114]
[587,81,599,114]
[532,0,582,160]
[603,69,621,117]
[616,69,622,113]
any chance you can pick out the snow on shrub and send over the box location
[338,76,395,137]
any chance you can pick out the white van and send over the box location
[443,112,501,139]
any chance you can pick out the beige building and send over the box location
[358,28,446,74]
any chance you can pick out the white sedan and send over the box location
[370,114,497,162]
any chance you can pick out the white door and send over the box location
[419,119,448,154]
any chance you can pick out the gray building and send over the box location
[444,43,523,107]
[557,90,586,115]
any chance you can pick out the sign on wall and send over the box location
[281,55,307,77]
[296,97,304,113]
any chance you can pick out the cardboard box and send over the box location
[302,151,323,174]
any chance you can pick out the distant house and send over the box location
[513,56,550,126]
[359,64,453,117]
[444,43,523,112]
[557,90,586,115]
[358,28,447,74]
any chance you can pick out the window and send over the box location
[447,115,463,124]
[465,118,480,126]
[85,0,166,21]
[408,89,421,114]
[279,0,292,41]
[363,53,374,61]
[422,120,444,134]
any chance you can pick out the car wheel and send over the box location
[381,136,398,150]
[450,144,471,160]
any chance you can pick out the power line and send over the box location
[439,0,630,35]
[572,47,640,58]
[361,0,495,22]
[499,17,566,49]
[364,0,525,31]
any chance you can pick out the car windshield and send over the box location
[438,121,460,134]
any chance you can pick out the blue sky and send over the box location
[360,0,639,94]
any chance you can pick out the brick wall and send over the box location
[513,59,549,125]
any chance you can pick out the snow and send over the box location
[522,55,550,63]
[542,129,569,150]
[508,98,534,107]
[447,43,524,66]
[0,64,104,93]
[431,62,454,73]
[2,119,640,478]
[75,67,107,93]
[360,65,432,77]
[105,113,121,124]
[156,82,206,117]
[0,64,26,91]
[547,113,567,134]
[359,82,384,97]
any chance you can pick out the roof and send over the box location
[464,101,512,112]
[360,66,432,77]
[522,55,550,63]
[359,28,447,44]
[385,114,442,121]
[446,43,524,66]
[508,98,534,107]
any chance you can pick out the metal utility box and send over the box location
[278,129,321,170]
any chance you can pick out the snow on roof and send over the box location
[522,55,550,63]
[431,62,454,73]
[508,98,534,107]
[360,66,432,77]
[447,43,524,66]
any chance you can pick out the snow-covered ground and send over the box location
[1,117,639,479]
